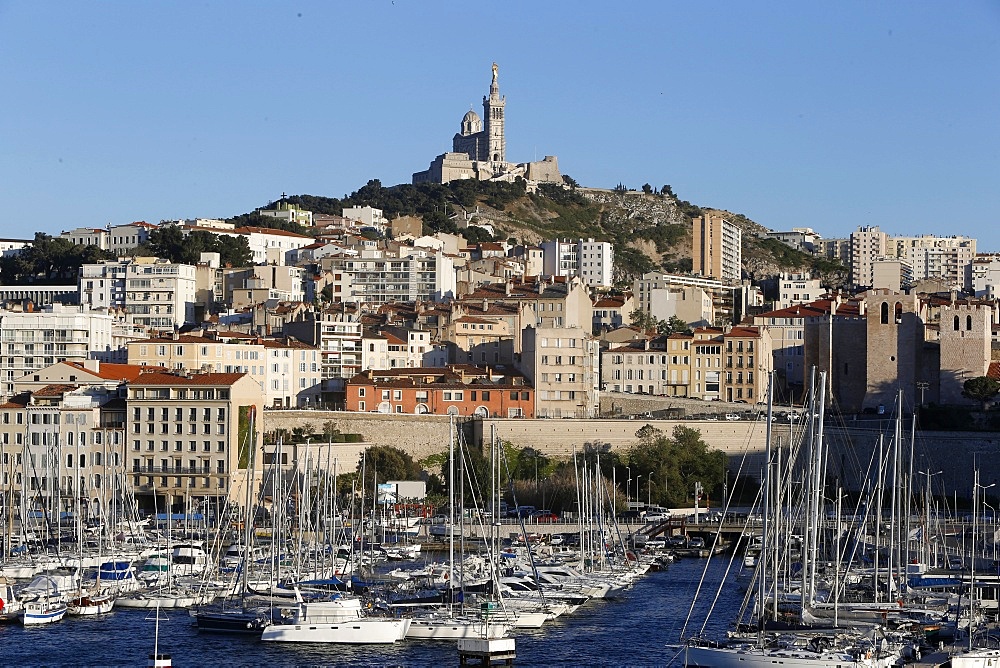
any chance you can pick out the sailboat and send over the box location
[196,405,274,634]
[683,371,907,668]
[404,418,512,641]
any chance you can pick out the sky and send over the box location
[1,1,999,249]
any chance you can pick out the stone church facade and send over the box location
[412,64,562,185]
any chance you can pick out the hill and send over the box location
[240,178,847,289]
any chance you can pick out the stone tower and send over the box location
[864,290,926,410]
[938,302,992,405]
[483,62,506,165]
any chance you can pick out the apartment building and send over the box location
[722,326,772,403]
[850,226,890,290]
[776,272,823,309]
[223,265,307,310]
[15,385,127,522]
[321,248,457,304]
[127,332,320,408]
[692,213,742,284]
[259,201,314,227]
[0,305,116,396]
[592,294,635,334]
[633,272,723,327]
[126,371,263,513]
[539,238,614,288]
[124,259,197,328]
[345,366,533,418]
[519,325,599,418]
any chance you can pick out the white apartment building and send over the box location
[776,272,822,309]
[973,255,1000,299]
[79,262,128,310]
[322,248,457,304]
[124,259,197,328]
[0,238,31,257]
[539,238,614,288]
[850,226,889,289]
[61,222,155,257]
[342,206,389,232]
[634,272,729,327]
[0,305,117,395]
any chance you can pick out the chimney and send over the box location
[858,300,866,317]
[171,330,180,341]
[482,298,488,312]
[83,359,100,373]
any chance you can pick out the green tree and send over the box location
[360,445,424,489]
[641,183,653,195]
[624,425,726,507]
[0,233,116,285]
[963,376,1000,410]
[629,308,657,333]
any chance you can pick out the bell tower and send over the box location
[482,62,506,165]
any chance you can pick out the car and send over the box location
[724,413,741,421]
[509,505,536,518]
[530,510,558,522]
[757,414,776,421]
[645,511,669,523]
[705,415,719,421]
[618,510,645,522]
[688,536,706,549]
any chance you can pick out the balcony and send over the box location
[132,465,218,475]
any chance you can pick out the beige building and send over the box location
[520,325,599,418]
[722,326,772,403]
[127,332,320,409]
[224,265,307,310]
[14,385,127,522]
[126,372,263,513]
[776,272,823,310]
[692,213,742,284]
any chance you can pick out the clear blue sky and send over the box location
[2,1,998,249]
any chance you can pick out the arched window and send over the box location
[894,302,902,323]
[954,316,961,331]
[94,452,102,466]
[967,315,973,331]
[880,302,889,324]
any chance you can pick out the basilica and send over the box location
[412,64,561,185]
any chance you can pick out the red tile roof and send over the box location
[130,372,247,386]
[62,361,165,382]
[232,226,312,239]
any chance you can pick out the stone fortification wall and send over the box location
[262,409,1000,497]
[261,410,456,463]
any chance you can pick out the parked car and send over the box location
[509,505,536,518]
[724,413,741,421]
[531,510,558,522]
[688,536,706,549]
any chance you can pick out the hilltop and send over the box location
[239,178,847,289]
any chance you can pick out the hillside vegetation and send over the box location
[241,178,847,289]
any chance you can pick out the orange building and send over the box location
[346,365,533,418]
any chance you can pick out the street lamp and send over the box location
[648,473,654,508]
[985,500,998,562]
[626,466,631,505]
[637,474,644,509]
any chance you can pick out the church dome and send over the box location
[460,109,483,136]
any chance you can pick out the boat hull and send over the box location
[261,618,411,644]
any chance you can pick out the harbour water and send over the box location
[0,558,741,667]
